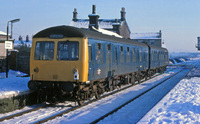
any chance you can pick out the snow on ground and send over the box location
[46,71,175,124]
[0,70,29,97]
[1,56,200,123]
[139,77,200,123]
[138,59,200,123]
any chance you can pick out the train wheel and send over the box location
[76,90,86,106]
[50,96,58,104]
[95,91,100,99]
[77,99,85,106]
[145,75,148,81]
[138,75,141,83]
[138,79,141,84]
[77,94,85,106]
[131,75,135,85]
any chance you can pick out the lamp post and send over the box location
[6,18,20,78]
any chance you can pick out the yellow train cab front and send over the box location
[30,37,89,83]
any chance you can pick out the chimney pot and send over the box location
[92,5,96,14]
[73,8,78,21]
[121,7,126,21]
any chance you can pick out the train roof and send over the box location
[149,44,168,52]
[33,25,147,47]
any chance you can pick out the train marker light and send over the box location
[74,69,79,80]
[34,67,39,73]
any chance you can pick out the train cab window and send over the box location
[57,41,79,60]
[34,41,54,60]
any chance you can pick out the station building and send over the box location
[70,5,162,48]
[70,5,131,39]
[0,31,14,58]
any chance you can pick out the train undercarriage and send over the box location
[28,66,167,105]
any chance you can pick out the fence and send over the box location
[0,57,6,72]
[9,46,31,75]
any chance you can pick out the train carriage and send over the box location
[28,25,168,104]
[148,45,169,74]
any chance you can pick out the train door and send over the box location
[88,44,94,80]
[106,43,112,77]
[112,44,118,76]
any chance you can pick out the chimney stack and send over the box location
[112,19,120,34]
[73,8,78,21]
[121,7,126,21]
[88,5,99,29]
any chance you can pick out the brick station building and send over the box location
[70,5,131,39]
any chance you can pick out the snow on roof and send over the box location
[70,19,122,29]
[92,27,122,38]
[0,31,7,36]
[130,32,161,39]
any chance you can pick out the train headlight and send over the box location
[74,69,79,80]
[34,67,39,73]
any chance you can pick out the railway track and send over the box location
[0,66,183,123]
[91,64,199,123]
[0,104,53,122]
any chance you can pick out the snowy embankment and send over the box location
[139,77,200,123]
[139,65,200,123]
[0,70,29,97]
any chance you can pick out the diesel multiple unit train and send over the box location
[28,25,169,105]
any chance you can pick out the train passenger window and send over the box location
[57,41,79,60]
[97,43,101,50]
[88,45,92,62]
[127,47,130,52]
[120,46,123,51]
[34,41,54,60]
[107,44,111,50]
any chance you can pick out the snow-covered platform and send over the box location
[0,71,37,113]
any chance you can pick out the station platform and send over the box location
[0,71,37,113]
